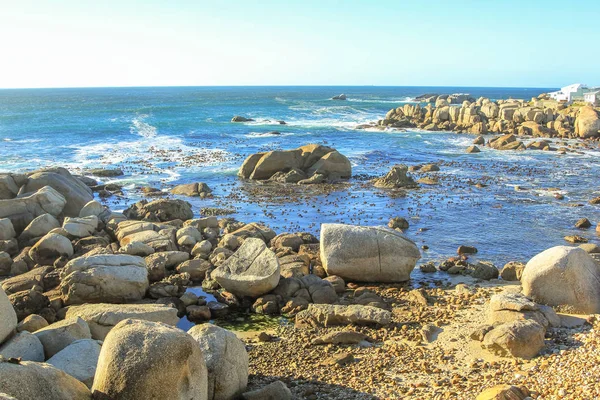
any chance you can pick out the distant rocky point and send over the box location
[331,94,347,100]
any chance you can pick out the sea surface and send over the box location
[1,86,599,268]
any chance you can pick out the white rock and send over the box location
[79,200,105,218]
[0,331,45,362]
[47,339,101,388]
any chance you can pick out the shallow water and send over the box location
[1,86,599,269]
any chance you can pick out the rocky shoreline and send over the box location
[361,93,600,150]
[0,160,599,399]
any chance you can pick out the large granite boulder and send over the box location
[212,238,280,297]
[0,287,17,345]
[320,223,420,282]
[20,168,93,217]
[0,186,66,233]
[238,144,351,183]
[47,339,102,388]
[66,303,179,340]
[574,105,600,138]
[0,219,16,241]
[92,319,208,400]
[521,246,600,313]
[188,324,248,400]
[0,358,92,400]
[0,173,24,200]
[59,254,149,305]
[62,216,98,238]
[124,199,193,222]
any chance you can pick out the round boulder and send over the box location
[522,246,600,313]
[92,319,207,400]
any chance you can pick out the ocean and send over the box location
[1,86,599,267]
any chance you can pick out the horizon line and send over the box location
[0,84,559,91]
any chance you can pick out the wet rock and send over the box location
[124,199,193,222]
[500,261,525,281]
[564,235,587,243]
[419,262,437,273]
[92,319,207,400]
[373,165,417,189]
[457,245,478,255]
[522,246,600,313]
[472,261,499,280]
[331,94,347,100]
[212,238,280,298]
[239,144,351,182]
[188,323,248,400]
[466,145,481,153]
[231,115,254,122]
[388,217,409,230]
[66,302,179,340]
[320,223,420,282]
[186,305,211,322]
[295,304,391,328]
[170,182,212,198]
[87,168,123,177]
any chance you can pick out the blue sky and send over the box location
[0,0,597,88]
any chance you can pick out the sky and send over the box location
[0,0,598,89]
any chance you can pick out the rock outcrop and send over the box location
[373,165,418,189]
[320,224,421,282]
[295,304,391,328]
[238,144,351,183]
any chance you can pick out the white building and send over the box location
[548,83,588,103]
[584,91,600,106]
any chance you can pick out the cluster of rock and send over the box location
[377,95,600,139]
[238,144,352,184]
[0,166,434,397]
[415,93,476,104]
[468,244,600,360]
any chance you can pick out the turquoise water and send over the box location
[1,86,599,267]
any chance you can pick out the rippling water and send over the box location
[1,86,599,267]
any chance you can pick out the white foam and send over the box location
[130,114,158,138]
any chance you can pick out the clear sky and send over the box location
[0,0,598,88]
